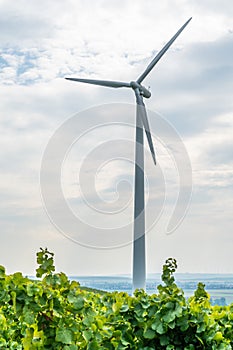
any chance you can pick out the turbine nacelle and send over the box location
[130,81,151,99]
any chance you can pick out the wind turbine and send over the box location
[66,18,192,291]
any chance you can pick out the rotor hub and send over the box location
[130,81,151,99]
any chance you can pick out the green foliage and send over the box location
[0,253,233,349]
[193,282,209,301]
[36,247,55,278]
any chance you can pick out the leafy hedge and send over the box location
[0,248,233,349]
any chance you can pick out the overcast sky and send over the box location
[0,0,232,276]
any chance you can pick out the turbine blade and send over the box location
[137,17,192,84]
[65,77,131,88]
[137,103,156,165]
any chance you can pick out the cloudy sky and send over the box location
[0,0,232,277]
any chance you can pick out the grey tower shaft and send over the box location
[133,89,146,290]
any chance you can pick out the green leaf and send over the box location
[160,334,170,346]
[0,265,5,278]
[120,304,129,312]
[0,314,7,330]
[152,321,166,334]
[213,331,223,341]
[67,293,84,310]
[83,315,94,327]
[23,307,35,324]
[143,329,155,339]
[55,328,73,344]
[87,340,100,350]
[163,310,176,323]
[83,329,93,342]
[112,302,122,313]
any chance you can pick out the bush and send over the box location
[0,249,232,349]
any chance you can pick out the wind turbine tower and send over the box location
[66,18,192,291]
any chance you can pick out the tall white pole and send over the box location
[133,89,146,291]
